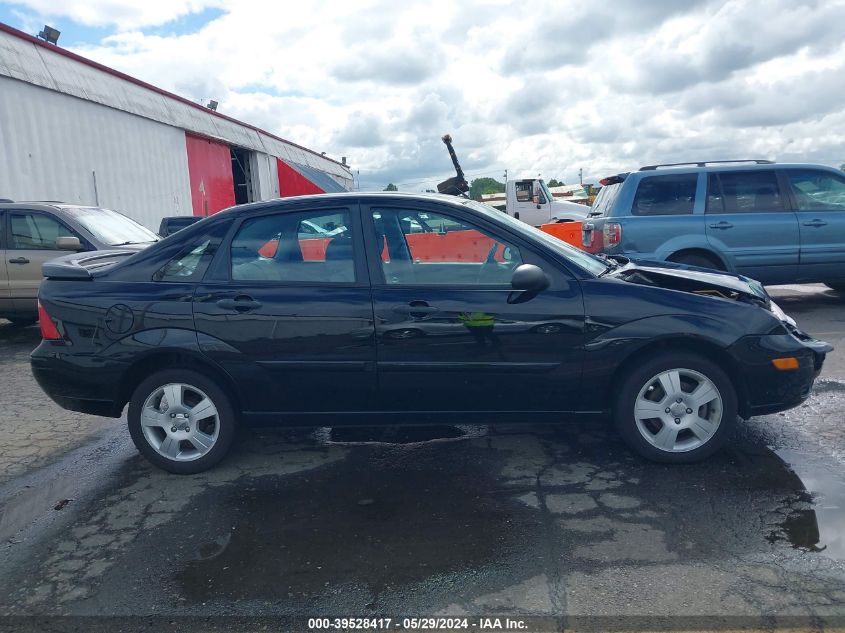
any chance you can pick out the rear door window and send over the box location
[707,171,783,213]
[230,209,356,283]
[631,174,697,216]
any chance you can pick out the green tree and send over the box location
[546,178,565,187]
[840,163,845,172]
[469,177,505,200]
[384,183,398,191]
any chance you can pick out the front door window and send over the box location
[9,212,68,250]
[372,208,522,286]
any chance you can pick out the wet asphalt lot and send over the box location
[0,284,843,630]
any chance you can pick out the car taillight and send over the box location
[38,301,62,340]
[582,223,601,253]
[603,222,622,248]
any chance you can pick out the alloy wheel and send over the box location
[140,383,220,462]
[633,368,723,453]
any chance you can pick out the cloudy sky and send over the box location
[2,0,844,190]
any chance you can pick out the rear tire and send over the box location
[127,369,237,474]
[825,282,845,292]
[669,252,723,271]
[7,316,37,327]
[613,352,737,463]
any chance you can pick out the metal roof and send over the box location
[0,22,352,181]
[287,162,348,193]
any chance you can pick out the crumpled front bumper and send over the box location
[728,326,833,417]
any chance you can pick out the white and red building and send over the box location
[0,22,352,230]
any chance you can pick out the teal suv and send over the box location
[583,160,845,290]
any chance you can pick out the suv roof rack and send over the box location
[639,159,774,171]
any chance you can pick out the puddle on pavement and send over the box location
[773,449,845,560]
[174,446,543,603]
[325,425,467,444]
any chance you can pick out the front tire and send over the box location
[128,369,236,474]
[613,352,737,463]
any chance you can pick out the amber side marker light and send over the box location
[772,357,800,371]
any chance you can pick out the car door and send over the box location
[363,201,585,415]
[0,211,12,316]
[6,210,82,314]
[192,202,377,420]
[782,168,845,283]
[705,170,799,284]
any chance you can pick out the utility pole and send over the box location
[579,168,583,185]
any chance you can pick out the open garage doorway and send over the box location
[230,146,257,205]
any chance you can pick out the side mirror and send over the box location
[511,264,549,292]
[56,236,83,251]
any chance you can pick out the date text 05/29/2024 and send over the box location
[307,617,529,630]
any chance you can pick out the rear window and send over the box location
[631,174,697,216]
[590,182,623,217]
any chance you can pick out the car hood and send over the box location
[609,259,770,306]
[550,200,590,220]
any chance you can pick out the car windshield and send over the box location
[63,206,160,246]
[459,199,607,276]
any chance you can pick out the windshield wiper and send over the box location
[595,253,621,276]
[111,240,157,246]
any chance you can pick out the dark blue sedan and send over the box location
[31,193,831,473]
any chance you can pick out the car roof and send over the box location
[602,161,843,181]
[0,201,113,211]
[218,191,475,218]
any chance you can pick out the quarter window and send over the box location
[155,240,213,281]
[230,210,355,283]
[9,212,71,250]
[372,208,522,285]
[786,170,845,211]
[707,171,783,213]
[631,174,697,216]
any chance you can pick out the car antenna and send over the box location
[436,134,470,198]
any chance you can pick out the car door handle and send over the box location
[802,219,827,227]
[407,301,438,318]
[8,257,30,264]
[216,296,262,312]
[709,221,733,230]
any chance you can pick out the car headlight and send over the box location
[770,300,797,327]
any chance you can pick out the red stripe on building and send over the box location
[277,158,325,197]
[185,133,236,216]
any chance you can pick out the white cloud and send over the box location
[12,0,845,188]
[5,0,226,29]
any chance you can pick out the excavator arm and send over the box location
[437,134,470,196]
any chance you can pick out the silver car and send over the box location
[0,200,159,325]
